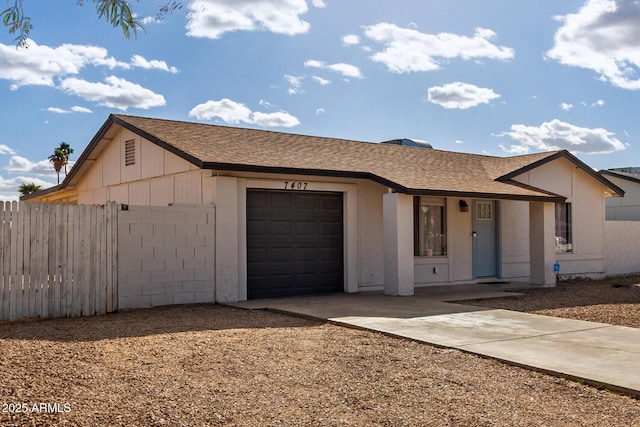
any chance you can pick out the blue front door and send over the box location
[473,200,498,278]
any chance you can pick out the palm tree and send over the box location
[18,182,41,196]
[48,148,65,184]
[57,141,74,176]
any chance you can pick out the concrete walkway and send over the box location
[230,285,640,396]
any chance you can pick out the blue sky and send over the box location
[1,0,639,200]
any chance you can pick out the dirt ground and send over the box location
[1,277,640,426]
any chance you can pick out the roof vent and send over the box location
[381,138,433,149]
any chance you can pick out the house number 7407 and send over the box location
[284,181,308,190]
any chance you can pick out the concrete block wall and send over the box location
[118,204,216,310]
[605,221,640,276]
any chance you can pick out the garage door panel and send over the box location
[247,219,268,236]
[270,192,294,208]
[296,194,318,210]
[247,190,343,299]
[316,248,342,262]
[296,221,317,235]
[271,220,294,235]
[320,222,341,236]
[320,195,341,211]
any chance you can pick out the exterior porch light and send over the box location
[459,200,469,212]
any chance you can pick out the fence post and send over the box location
[0,202,6,320]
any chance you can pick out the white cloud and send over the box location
[311,76,331,85]
[71,106,93,113]
[327,63,362,78]
[304,60,363,78]
[311,0,326,7]
[0,173,55,200]
[560,102,574,111]
[593,99,605,107]
[47,107,72,114]
[363,23,514,73]
[251,111,300,127]
[546,0,640,90]
[497,119,625,154]
[6,156,58,176]
[186,0,311,39]
[0,145,16,155]
[130,55,179,74]
[284,74,304,94]
[188,98,300,128]
[59,76,166,110]
[0,40,178,89]
[427,82,500,109]
[46,106,93,114]
[342,34,360,45]
[303,59,324,68]
[316,108,325,115]
[189,98,252,123]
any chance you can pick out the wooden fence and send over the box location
[0,201,118,321]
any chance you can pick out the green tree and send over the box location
[48,147,65,185]
[18,182,41,195]
[57,141,74,176]
[1,1,182,47]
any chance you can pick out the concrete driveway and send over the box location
[230,286,640,396]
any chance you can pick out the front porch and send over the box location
[382,192,558,296]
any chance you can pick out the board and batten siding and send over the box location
[0,201,118,321]
[76,128,204,205]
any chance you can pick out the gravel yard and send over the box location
[463,275,640,328]
[1,277,640,426]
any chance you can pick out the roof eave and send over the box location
[19,183,64,201]
[599,170,640,190]
[201,162,565,202]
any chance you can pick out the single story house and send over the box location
[600,168,640,221]
[24,114,624,302]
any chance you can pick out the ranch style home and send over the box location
[23,114,624,302]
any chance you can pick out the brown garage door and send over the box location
[246,190,344,299]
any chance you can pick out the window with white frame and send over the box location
[414,197,447,257]
[555,202,572,253]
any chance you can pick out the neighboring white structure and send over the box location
[24,115,624,302]
[601,169,640,221]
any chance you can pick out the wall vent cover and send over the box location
[124,139,135,166]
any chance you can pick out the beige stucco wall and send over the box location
[500,200,531,280]
[605,175,640,221]
[511,158,607,278]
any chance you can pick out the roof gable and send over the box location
[497,150,624,197]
